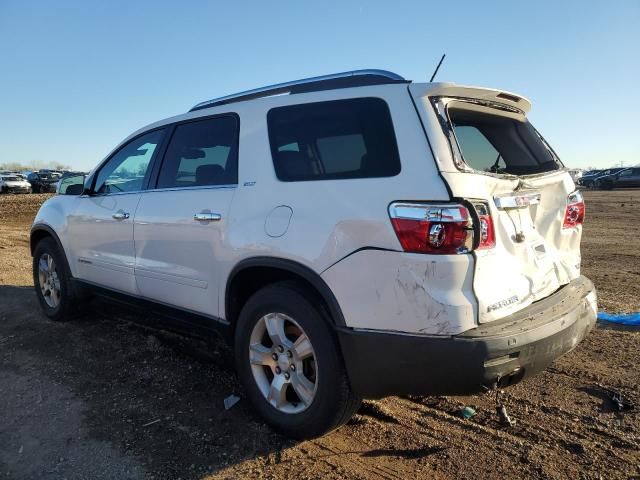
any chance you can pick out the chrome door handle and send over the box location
[112,210,130,220]
[194,212,221,222]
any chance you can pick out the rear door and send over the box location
[133,114,239,318]
[415,91,583,323]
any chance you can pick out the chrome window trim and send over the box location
[81,190,144,198]
[84,184,238,198]
[146,184,238,194]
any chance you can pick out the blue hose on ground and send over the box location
[597,312,640,326]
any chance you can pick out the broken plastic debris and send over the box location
[595,383,634,412]
[460,406,476,419]
[494,388,515,427]
[597,312,640,326]
[497,404,515,426]
[224,394,241,410]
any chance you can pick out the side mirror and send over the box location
[65,183,85,195]
[57,174,86,195]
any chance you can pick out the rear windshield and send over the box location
[448,106,562,176]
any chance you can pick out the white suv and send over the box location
[31,70,597,438]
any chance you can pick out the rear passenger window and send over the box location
[157,116,238,189]
[267,98,401,181]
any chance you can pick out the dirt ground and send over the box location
[1,191,638,480]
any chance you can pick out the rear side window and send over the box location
[267,98,401,181]
[157,115,238,189]
[448,107,562,175]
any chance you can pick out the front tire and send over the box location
[33,237,78,321]
[234,282,361,439]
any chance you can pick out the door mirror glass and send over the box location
[57,174,86,195]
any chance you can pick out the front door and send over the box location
[66,129,166,294]
[134,115,239,318]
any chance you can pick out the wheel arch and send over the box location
[225,257,346,333]
[30,224,65,256]
[30,224,75,278]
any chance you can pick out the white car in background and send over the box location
[0,174,32,194]
[568,169,583,182]
[30,69,597,438]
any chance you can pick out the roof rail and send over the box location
[189,69,407,112]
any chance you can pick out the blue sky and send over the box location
[0,0,638,171]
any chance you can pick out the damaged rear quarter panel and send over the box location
[321,250,477,335]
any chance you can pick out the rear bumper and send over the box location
[337,276,597,398]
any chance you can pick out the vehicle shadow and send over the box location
[0,285,296,478]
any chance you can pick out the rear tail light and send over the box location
[473,202,496,249]
[563,191,585,229]
[389,203,475,254]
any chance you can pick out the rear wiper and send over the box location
[489,153,503,173]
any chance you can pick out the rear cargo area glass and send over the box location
[448,107,562,176]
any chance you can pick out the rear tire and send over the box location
[234,282,361,439]
[33,237,79,321]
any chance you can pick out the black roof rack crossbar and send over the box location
[189,69,407,112]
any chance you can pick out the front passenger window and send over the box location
[94,129,165,194]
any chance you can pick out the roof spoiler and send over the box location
[412,82,532,114]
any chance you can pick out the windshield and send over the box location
[2,176,19,181]
[448,105,562,176]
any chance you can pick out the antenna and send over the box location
[429,54,446,82]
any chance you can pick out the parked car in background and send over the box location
[579,168,624,188]
[0,173,32,193]
[597,167,640,189]
[568,169,583,183]
[30,69,597,438]
[593,168,629,189]
[576,170,599,187]
[28,171,62,193]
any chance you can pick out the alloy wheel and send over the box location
[249,312,318,414]
[38,253,61,308]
